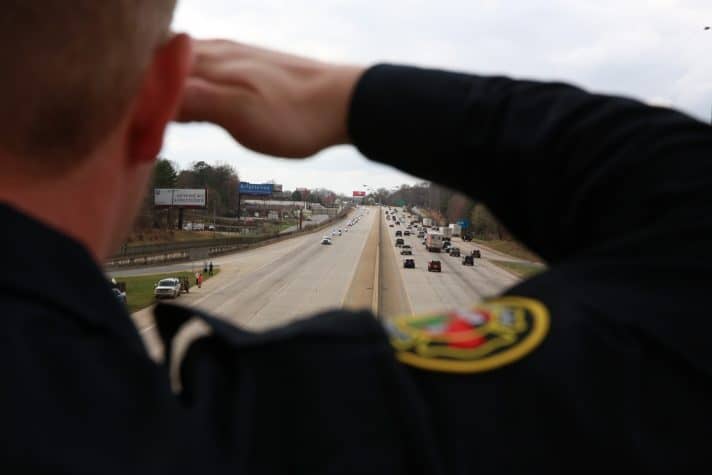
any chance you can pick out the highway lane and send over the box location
[108,216,333,278]
[381,209,520,315]
[129,208,377,356]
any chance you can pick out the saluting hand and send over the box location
[176,38,365,158]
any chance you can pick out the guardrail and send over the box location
[106,211,350,269]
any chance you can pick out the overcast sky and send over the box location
[163,0,712,194]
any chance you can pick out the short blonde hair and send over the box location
[0,1,177,170]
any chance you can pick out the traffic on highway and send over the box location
[381,207,519,315]
[108,204,535,357]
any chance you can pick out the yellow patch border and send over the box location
[393,296,550,374]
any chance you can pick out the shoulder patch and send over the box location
[386,296,549,374]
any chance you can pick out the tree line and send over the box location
[370,182,510,240]
[133,159,343,231]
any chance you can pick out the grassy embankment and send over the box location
[118,269,220,313]
[125,221,298,247]
[126,230,221,247]
[473,239,546,278]
[488,260,545,278]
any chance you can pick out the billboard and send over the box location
[353,191,367,197]
[239,182,273,196]
[154,188,207,208]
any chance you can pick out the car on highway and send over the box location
[400,246,413,255]
[462,255,474,266]
[395,230,403,237]
[403,258,415,269]
[389,224,394,227]
[471,249,482,258]
[427,260,442,272]
[442,241,451,252]
[321,236,332,245]
[154,278,182,299]
[449,247,461,257]
[404,230,411,236]
[395,238,405,247]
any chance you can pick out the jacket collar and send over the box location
[0,203,146,354]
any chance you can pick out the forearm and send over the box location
[348,64,712,262]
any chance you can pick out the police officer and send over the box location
[176,40,712,473]
[1,4,709,475]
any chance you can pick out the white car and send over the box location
[154,278,182,299]
[321,236,332,245]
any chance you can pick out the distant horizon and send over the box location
[165,0,712,195]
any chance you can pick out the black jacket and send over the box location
[1,64,710,474]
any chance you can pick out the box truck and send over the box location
[426,232,444,252]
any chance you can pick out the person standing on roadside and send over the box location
[209,261,214,276]
[197,272,203,289]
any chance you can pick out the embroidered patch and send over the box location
[386,296,550,373]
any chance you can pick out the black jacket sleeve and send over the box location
[348,64,712,263]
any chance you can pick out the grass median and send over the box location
[117,269,220,313]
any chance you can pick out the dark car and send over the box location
[112,288,127,305]
[442,241,451,251]
[395,230,403,237]
[428,260,442,272]
[404,230,411,236]
[400,248,413,255]
[462,255,474,266]
[403,258,415,269]
[462,233,473,242]
[395,238,405,247]
[449,247,461,257]
[472,249,482,258]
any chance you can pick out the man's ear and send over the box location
[128,33,192,164]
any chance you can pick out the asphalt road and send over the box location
[381,210,520,315]
[118,207,528,360]
[128,208,376,357]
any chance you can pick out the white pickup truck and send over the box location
[154,278,182,299]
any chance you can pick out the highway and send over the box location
[113,206,528,358]
[119,209,377,357]
[381,209,520,315]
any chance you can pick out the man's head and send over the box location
[0,1,191,260]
